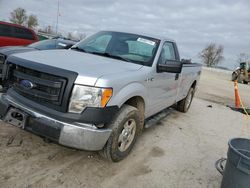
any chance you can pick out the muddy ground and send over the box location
[0,68,250,188]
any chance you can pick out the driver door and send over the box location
[146,42,180,116]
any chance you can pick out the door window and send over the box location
[13,27,34,40]
[0,23,34,40]
[0,24,12,37]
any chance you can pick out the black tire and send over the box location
[100,104,140,162]
[243,80,248,85]
[176,87,195,113]
[231,73,237,81]
[237,75,243,83]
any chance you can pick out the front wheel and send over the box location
[100,104,140,162]
[176,87,195,113]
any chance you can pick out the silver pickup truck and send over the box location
[0,31,202,161]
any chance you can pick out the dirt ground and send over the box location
[1,68,250,188]
[197,68,250,107]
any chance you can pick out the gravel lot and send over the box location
[0,68,250,188]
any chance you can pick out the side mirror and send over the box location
[157,60,183,73]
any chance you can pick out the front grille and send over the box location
[10,64,67,107]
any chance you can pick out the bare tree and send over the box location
[199,43,224,67]
[46,26,53,34]
[9,7,27,25]
[78,33,86,40]
[27,14,38,29]
[67,32,73,40]
[38,25,53,34]
[9,7,39,29]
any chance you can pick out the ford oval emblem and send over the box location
[20,80,34,89]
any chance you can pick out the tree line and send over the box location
[10,7,38,29]
[8,7,85,41]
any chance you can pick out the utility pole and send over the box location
[55,0,59,34]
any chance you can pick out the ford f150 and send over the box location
[0,31,202,161]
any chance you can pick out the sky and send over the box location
[0,0,250,69]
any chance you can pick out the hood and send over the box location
[11,49,143,85]
[0,46,36,56]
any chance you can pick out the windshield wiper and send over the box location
[71,46,87,53]
[90,52,131,63]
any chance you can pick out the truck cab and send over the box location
[232,62,250,84]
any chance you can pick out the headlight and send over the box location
[68,85,113,113]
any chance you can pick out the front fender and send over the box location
[107,82,146,108]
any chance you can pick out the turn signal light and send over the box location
[101,89,113,107]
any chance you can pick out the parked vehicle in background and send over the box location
[28,38,77,50]
[37,34,50,41]
[0,21,38,47]
[232,62,250,84]
[0,38,76,90]
[0,31,202,161]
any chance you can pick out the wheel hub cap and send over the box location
[118,119,136,152]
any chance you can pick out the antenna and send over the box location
[56,0,59,34]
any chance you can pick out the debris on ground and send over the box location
[6,134,23,147]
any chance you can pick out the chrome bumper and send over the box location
[1,95,112,151]
[59,124,111,151]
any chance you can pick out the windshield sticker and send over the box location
[137,38,156,46]
[58,43,67,47]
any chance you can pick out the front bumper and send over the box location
[0,94,112,151]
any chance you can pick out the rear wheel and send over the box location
[100,104,140,162]
[176,87,195,113]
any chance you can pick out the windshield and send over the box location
[73,31,160,66]
[240,63,247,70]
[28,39,70,50]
